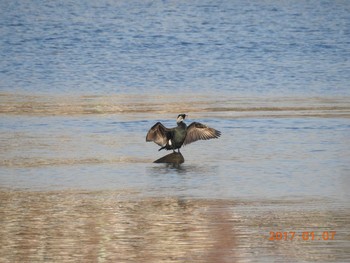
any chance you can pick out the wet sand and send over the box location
[1,93,350,118]
[0,190,349,263]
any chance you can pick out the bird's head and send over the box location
[176,114,187,123]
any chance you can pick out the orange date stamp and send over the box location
[268,231,336,241]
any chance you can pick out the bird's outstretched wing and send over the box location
[146,122,172,146]
[184,122,221,145]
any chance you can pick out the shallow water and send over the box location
[1,94,349,199]
[1,0,350,262]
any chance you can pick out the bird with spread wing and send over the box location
[146,114,221,152]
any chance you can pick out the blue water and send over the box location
[1,0,349,96]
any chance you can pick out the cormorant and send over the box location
[146,114,221,152]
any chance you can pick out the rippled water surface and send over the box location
[1,0,350,262]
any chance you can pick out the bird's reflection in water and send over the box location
[148,161,188,176]
[146,156,222,200]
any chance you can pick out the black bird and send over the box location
[146,114,221,152]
